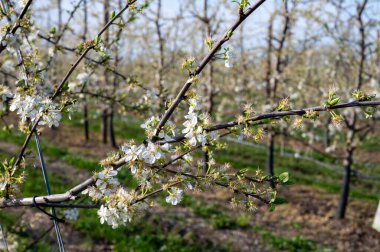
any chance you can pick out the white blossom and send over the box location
[97,188,136,228]
[224,47,235,68]
[138,169,152,189]
[10,94,62,127]
[76,72,91,84]
[98,205,109,224]
[181,98,208,147]
[184,126,207,146]
[48,47,55,57]
[165,187,183,205]
[325,144,336,153]
[83,168,119,200]
[18,0,27,8]
[122,144,142,162]
[0,85,13,102]
[3,34,20,50]
[141,142,162,164]
[130,165,137,174]
[186,183,194,190]
[140,116,158,129]
[1,60,14,72]
[209,131,219,140]
[63,208,79,221]
[68,82,81,93]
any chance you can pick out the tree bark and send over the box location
[203,149,209,174]
[83,102,89,141]
[336,153,352,219]
[101,0,109,144]
[323,118,331,147]
[336,0,367,220]
[155,0,165,112]
[102,109,108,144]
[267,132,275,188]
[109,107,117,148]
[83,0,89,141]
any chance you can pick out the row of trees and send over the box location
[0,1,379,247]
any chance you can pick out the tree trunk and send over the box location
[109,108,117,148]
[82,0,89,141]
[267,132,275,188]
[336,142,354,219]
[101,0,110,145]
[336,0,368,220]
[83,103,89,141]
[203,149,209,174]
[336,160,351,219]
[101,109,108,144]
[323,118,331,147]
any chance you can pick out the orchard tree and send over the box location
[0,0,380,250]
[322,0,378,219]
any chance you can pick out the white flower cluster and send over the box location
[97,188,141,229]
[18,0,28,8]
[165,187,183,205]
[182,98,207,146]
[140,116,158,130]
[122,141,169,166]
[10,94,62,127]
[141,116,176,141]
[1,34,20,50]
[83,168,120,200]
[63,208,79,221]
[1,60,14,72]
[87,95,220,227]
[68,72,94,93]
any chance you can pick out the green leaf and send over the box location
[329,97,340,106]
[111,10,116,19]
[278,172,289,184]
[323,23,329,31]
[61,81,69,92]
[237,168,249,175]
[50,26,56,34]
[269,191,277,204]
[273,197,286,205]
[269,204,276,212]
[226,30,233,39]
[95,36,101,45]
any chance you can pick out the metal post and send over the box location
[0,224,9,252]
[34,132,65,252]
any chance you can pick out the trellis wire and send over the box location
[226,137,380,182]
[34,132,65,252]
[0,224,9,252]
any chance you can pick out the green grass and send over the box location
[0,127,221,251]
[215,139,380,201]
[182,196,251,229]
[1,113,380,250]
[254,225,333,252]
[59,111,380,202]
[71,208,230,252]
[0,129,100,173]
[359,135,380,152]
[63,111,146,142]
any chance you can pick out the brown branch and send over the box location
[0,178,95,208]
[356,0,368,90]
[207,101,380,132]
[12,0,137,169]
[0,0,34,54]
[153,0,267,139]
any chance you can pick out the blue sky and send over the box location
[32,0,380,54]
